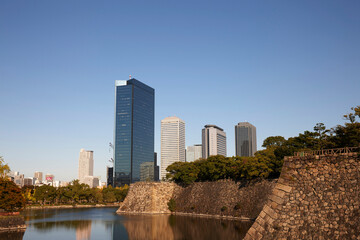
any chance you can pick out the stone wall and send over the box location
[174,179,275,219]
[117,179,275,219]
[117,182,181,214]
[244,153,360,240]
[0,215,26,231]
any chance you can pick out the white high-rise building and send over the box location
[160,116,185,180]
[202,125,227,158]
[186,144,202,162]
[78,149,94,184]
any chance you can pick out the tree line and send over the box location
[22,180,128,206]
[0,155,128,212]
[166,106,360,185]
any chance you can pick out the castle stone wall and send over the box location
[244,153,360,240]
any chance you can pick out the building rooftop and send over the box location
[204,124,224,131]
[161,116,185,122]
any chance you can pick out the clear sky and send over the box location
[0,1,359,182]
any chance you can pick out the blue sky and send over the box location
[0,1,359,182]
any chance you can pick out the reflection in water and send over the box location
[76,221,92,240]
[9,208,252,239]
[0,230,25,240]
[121,215,175,240]
[119,215,252,240]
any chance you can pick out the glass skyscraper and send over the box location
[235,122,257,157]
[114,78,154,186]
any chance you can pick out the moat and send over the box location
[2,207,252,240]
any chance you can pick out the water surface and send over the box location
[2,207,252,240]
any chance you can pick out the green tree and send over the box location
[262,136,286,148]
[102,186,116,203]
[330,123,360,148]
[343,106,360,123]
[34,185,57,205]
[166,161,200,186]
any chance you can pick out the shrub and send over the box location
[221,206,227,212]
[234,203,241,210]
[167,198,176,212]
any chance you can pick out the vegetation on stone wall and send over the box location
[166,106,360,185]
[167,198,176,212]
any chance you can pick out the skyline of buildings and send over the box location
[160,116,185,180]
[9,78,258,185]
[113,78,155,186]
[202,125,227,159]
[235,122,257,157]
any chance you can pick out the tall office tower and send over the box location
[34,171,43,183]
[202,125,227,158]
[78,149,94,184]
[186,144,202,162]
[235,122,257,157]
[106,166,114,187]
[114,78,154,186]
[160,116,185,180]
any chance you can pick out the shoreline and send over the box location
[173,212,253,221]
[0,225,26,232]
[116,210,253,221]
[25,203,119,210]
[0,215,26,232]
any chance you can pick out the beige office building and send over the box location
[34,171,43,183]
[202,125,227,158]
[78,149,94,184]
[160,116,185,180]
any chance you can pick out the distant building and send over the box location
[14,173,24,187]
[106,166,114,187]
[114,78,155,187]
[202,125,227,158]
[34,171,43,183]
[24,177,33,186]
[84,176,99,188]
[160,116,185,180]
[235,122,257,157]
[186,144,202,162]
[78,149,94,184]
[53,181,61,188]
[154,152,159,181]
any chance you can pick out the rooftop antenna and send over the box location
[129,75,132,79]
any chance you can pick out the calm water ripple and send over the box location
[0,207,252,240]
